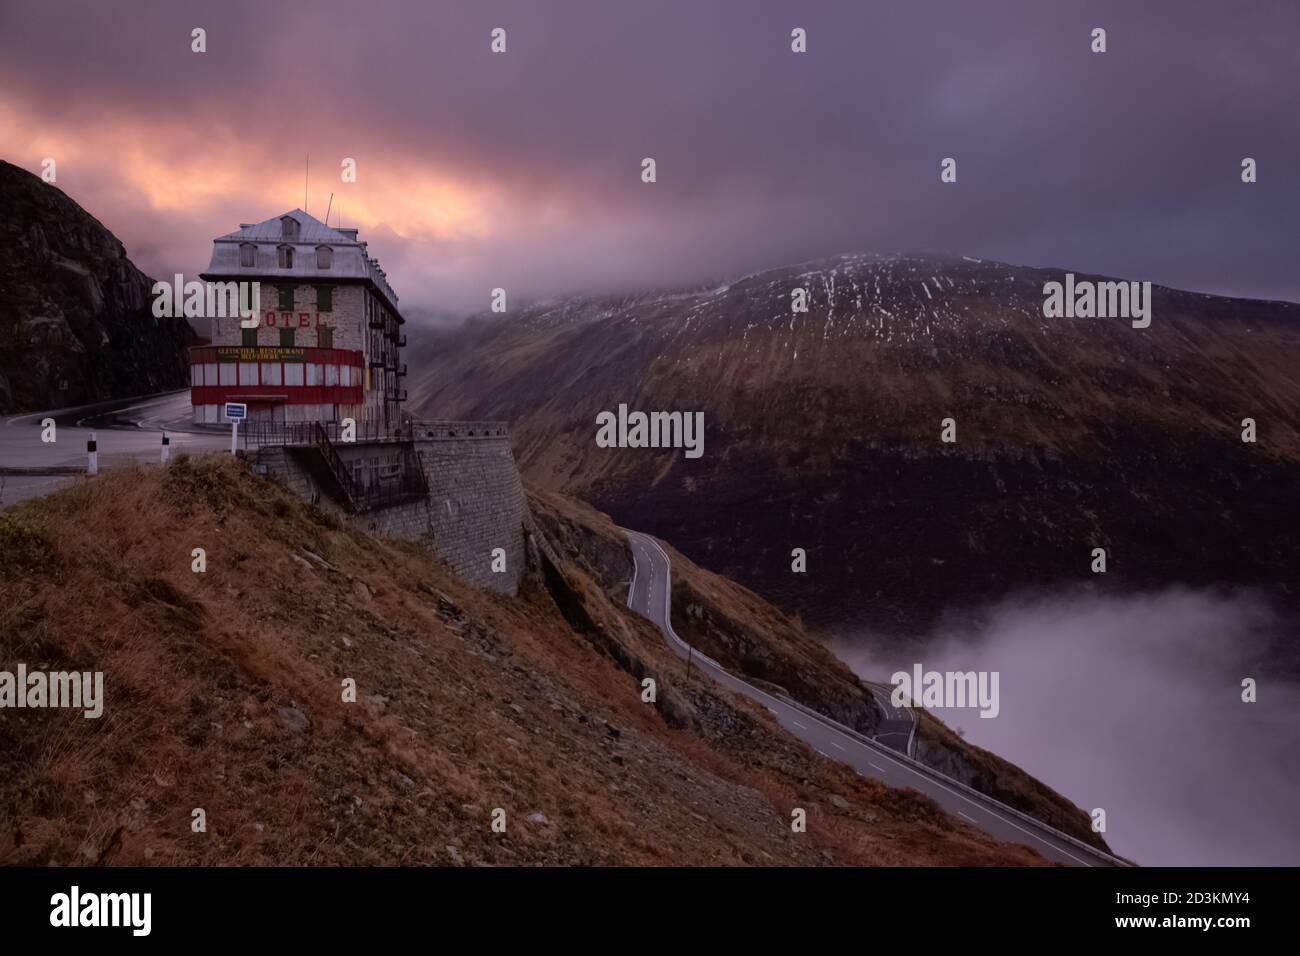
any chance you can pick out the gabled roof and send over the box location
[216,209,355,245]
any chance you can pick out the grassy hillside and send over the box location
[530,488,1111,853]
[0,455,1048,866]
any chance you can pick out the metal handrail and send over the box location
[311,421,360,511]
[247,419,406,446]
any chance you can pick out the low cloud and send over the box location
[833,588,1300,866]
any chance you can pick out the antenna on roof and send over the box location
[303,153,309,214]
[324,192,334,227]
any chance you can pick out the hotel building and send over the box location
[189,209,406,426]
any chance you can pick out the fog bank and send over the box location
[832,588,1300,865]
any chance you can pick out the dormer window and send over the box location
[280,216,300,240]
[239,243,256,268]
[316,245,333,270]
[277,244,294,269]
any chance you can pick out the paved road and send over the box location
[624,529,1127,867]
[1,391,227,507]
[863,679,916,756]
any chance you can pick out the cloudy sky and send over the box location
[2,0,1297,316]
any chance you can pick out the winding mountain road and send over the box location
[624,528,1128,867]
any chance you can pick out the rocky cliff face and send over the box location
[0,160,194,414]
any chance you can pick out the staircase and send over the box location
[302,422,428,514]
[310,421,361,511]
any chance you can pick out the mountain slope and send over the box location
[0,160,194,414]
[0,455,1056,866]
[410,253,1300,636]
[530,487,1111,852]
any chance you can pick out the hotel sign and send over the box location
[214,346,307,362]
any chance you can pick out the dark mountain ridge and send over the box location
[410,252,1300,638]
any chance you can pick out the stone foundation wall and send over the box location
[252,428,528,594]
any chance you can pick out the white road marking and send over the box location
[958,811,977,823]
[869,762,887,773]
[791,719,808,730]
[829,740,846,751]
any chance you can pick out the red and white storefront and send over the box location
[189,345,367,424]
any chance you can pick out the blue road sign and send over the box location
[224,402,248,421]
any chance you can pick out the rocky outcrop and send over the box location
[913,710,1113,853]
[0,160,194,413]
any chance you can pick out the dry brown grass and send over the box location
[0,455,1049,866]
[531,487,1105,853]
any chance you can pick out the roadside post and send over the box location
[161,430,170,463]
[87,431,98,476]
[224,402,247,455]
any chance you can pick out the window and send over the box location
[316,246,333,270]
[325,363,339,386]
[277,244,295,269]
[284,363,305,386]
[241,327,257,347]
[238,362,259,385]
[340,365,351,386]
[261,362,282,386]
[278,285,295,311]
[279,327,295,347]
[239,243,256,268]
[219,363,236,385]
[191,364,203,386]
[306,363,324,386]
[318,326,334,349]
[203,362,218,385]
[280,216,299,239]
[316,285,332,311]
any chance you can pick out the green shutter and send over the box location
[317,285,332,312]
[242,327,257,347]
[279,327,295,347]
[278,284,295,311]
